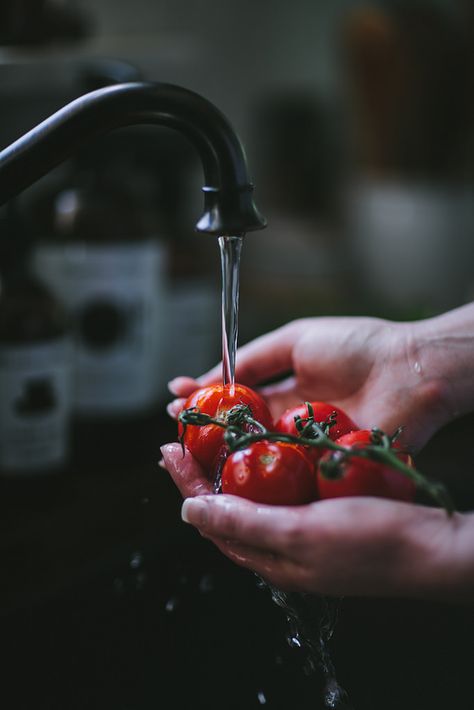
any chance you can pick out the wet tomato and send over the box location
[317,430,416,502]
[221,441,317,505]
[178,383,273,474]
[275,401,357,465]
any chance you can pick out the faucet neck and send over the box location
[0,82,266,236]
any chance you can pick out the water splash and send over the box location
[264,580,354,709]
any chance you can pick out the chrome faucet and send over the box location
[0,81,266,236]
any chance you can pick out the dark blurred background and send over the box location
[0,2,473,710]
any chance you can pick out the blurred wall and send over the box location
[1,0,472,346]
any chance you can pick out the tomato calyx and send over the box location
[293,402,339,440]
[178,401,454,514]
[318,451,345,480]
[319,427,405,481]
[178,403,265,457]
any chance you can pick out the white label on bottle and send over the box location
[34,242,167,414]
[0,340,72,473]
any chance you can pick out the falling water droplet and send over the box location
[257,690,267,705]
[414,361,422,374]
[287,634,302,649]
[199,573,214,594]
[165,597,179,613]
[130,551,143,569]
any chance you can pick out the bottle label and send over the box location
[34,242,167,414]
[0,340,72,473]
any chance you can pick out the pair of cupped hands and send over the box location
[161,315,473,603]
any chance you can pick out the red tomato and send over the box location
[317,430,416,502]
[275,401,357,465]
[178,383,273,474]
[221,441,317,505]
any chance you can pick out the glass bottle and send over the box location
[32,155,168,467]
[27,60,168,466]
[0,204,71,477]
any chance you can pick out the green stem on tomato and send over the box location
[177,404,455,515]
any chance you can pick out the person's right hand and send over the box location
[168,314,454,452]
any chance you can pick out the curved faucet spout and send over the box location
[0,81,266,235]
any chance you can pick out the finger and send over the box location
[180,494,305,552]
[209,537,307,591]
[258,376,303,418]
[168,376,200,397]
[197,320,308,387]
[160,442,213,498]
[166,398,186,420]
[357,380,447,454]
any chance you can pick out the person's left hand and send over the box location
[161,442,472,603]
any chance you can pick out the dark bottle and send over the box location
[27,60,168,467]
[0,204,71,477]
[32,156,168,467]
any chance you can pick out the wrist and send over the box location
[403,304,474,425]
[379,319,454,448]
[405,508,474,603]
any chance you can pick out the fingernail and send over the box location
[160,443,180,471]
[167,378,181,396]
[181,498,208,527]
[166,401,177,418]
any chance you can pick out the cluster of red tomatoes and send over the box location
[178,383,416,506]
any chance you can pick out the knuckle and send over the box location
[215,506,241,539]
[282,518,306,555]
